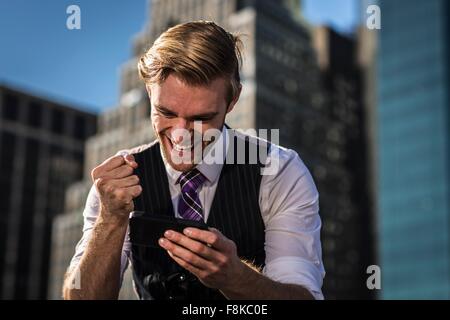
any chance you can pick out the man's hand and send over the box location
[91,153,142,221]
[64,153,141,300]
[158,227,244,290]
[159,227,315,299]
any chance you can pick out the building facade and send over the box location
[0,84,97,299]
[378,0,450,299]
[312,26,376,299]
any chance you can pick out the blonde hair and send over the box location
[138,20,243,104]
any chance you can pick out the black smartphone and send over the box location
[129,211,209,249]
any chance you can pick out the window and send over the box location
[0,131,16,211]
[2,93,20,121]
[73,115,86,140]
[51,108,65,135]
[27,101,43,128]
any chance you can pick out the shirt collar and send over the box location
[164,125,229,185]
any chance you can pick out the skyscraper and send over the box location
[378,0,450,299]
[0,84,97,299]
[312,26,376,299]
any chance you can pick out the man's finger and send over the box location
[125,184,143,198]
[92,155,125,178]
[183,228,228,251]
[109,175,140,188]
[124,154,138,169]
[159,238,210,270]
[166,250,203,277]
[101,164,134,179]
[163,230,222,261]
[116,151,138,168]
[111,185,142,204]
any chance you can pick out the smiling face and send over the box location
[148,74,240,172]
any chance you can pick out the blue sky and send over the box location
[0,0,357,113]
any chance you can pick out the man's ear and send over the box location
[226,84,242,114]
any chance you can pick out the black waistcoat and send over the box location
[130,131,267,300]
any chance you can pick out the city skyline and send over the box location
[1,0,448,300]
[0,0,357,112]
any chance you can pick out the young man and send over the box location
[63,21,324,300]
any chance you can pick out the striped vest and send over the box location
[130,130,266,300]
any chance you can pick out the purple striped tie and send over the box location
[177,169,207,221]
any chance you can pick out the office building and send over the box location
[377,0,450,299]
[0,84,96,299]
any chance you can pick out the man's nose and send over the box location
[172,118,192,144]
[172,118,191,131]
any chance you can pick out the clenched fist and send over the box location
[91,152,142,221]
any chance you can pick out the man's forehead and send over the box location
[148,75,227,112]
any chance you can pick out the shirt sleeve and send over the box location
[260,146,325,300]
[67,184,131,286]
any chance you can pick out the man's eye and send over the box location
[160,111,176,118]
[193,117,211,122]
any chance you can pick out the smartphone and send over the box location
[129,211,209,248]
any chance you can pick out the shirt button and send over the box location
[179,274,186,281]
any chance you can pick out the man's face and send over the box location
[147,74,238,172]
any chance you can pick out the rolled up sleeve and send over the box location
[263,256,324,300]
[67,184,130,285]
[260,147,325,299]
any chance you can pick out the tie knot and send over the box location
[177,169,207,193]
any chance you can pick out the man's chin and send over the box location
[165,151,198,172]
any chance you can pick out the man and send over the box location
[63,21,324,300]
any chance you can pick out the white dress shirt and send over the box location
[68,127,325,299]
